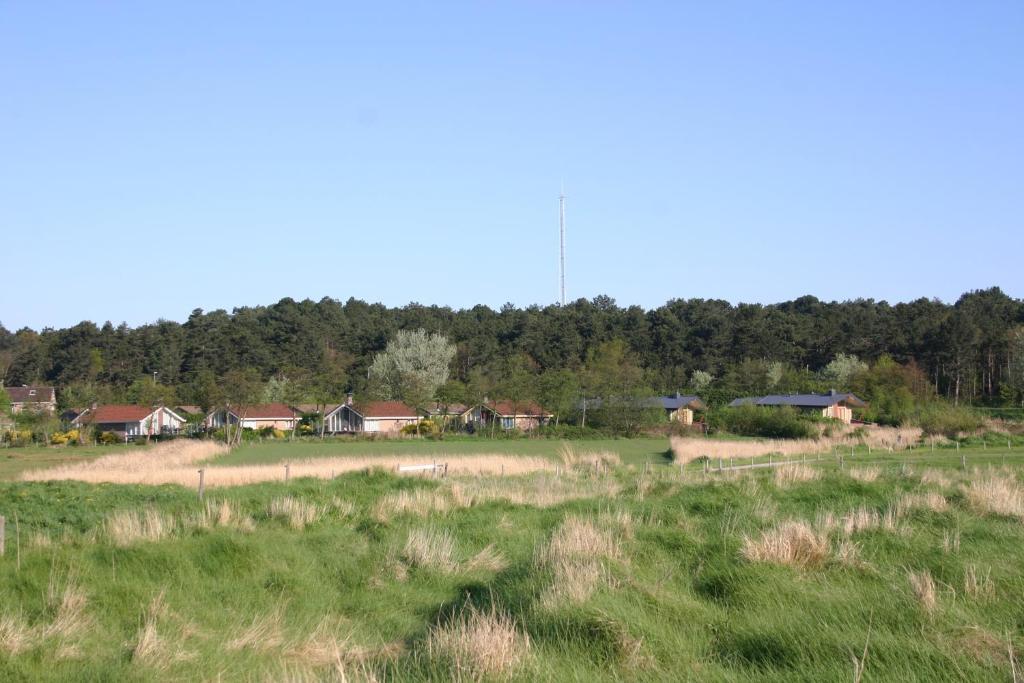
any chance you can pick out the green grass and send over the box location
[1,445,1023,680]
[0,444,127,480]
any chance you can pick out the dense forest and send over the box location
[2,287,1023,417]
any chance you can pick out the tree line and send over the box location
[1,287,1023,417]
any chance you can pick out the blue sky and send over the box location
[2,1,1022,330]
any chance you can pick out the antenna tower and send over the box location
[559,188,566,305]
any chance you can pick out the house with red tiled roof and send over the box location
[464,400,553,431]
[72,404,187,439]
[204,403,299,431]
[5,385,57,414]
[323,396,419,434]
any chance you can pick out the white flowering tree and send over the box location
[822,353,868,390]
[369,329,456,430]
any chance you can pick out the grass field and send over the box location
[2,440,1024,680]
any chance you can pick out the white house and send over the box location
[73,405,187,439]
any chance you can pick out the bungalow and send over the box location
[72,404,187,439]
[323,399,419,434]
[424,402,470,428]
[579,393,705,424]
[175,405,206,420]
[205,403,299,431]
[6,385,57,414]
[728,390,867,424]
[657,393,706,424]
[464,400,553,431]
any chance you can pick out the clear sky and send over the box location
[2,1,1022,331]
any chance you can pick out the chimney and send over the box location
[346,393,353,406]
[90,401,98,410]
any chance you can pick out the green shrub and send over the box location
[916,404,984,437]
[708,405,816,439]
[97,431,120,444]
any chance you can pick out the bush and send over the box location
[97,431,120,444]
[2,429,35,447]
[916,404,984,437]
[258,426,287,439]
[49,429,80,445]
[708,405,816,439]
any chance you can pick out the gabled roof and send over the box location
[728,390,867,409]
[6,385,56,403]
[425,402,469,416]
[349,401,419,419]
[481,400,552,417]
[175,405,205,416]
[76,404,186,424]
[229,403,299,419]
[659,393,705,411]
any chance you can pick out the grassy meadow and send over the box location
[1,438,1023,680]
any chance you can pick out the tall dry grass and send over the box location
[105,508,176,546]
[670,425,923,464]
[908,569,938,614]
[0,576,92,658]
[374,488,451,521]
[773,464,820,487]
[448,473,621,509]
[535,515,623,606]
[401,527,457,573]
[741,520,829,568]
[24,442,557,488]
[22,440,229,485]
[847,467,882,483]
[269,497,325,530]
[963,472,1024,519]
[427,603,530,681]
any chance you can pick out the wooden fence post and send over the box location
[0,515,5,557]
[197,469,206,500]
[961,453,966,471]
[768,454,772,467]
[839,454,844,470]
[285,463,291,483]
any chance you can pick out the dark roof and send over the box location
[729,390,867,409]
[580,393,705,411]
[6,385,56,404]
[659,393,706,411]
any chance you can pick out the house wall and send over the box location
[239,418,296,430]
[668,408,694,425]
[364,417,417,433]
[511,416,545,431]
[821,405,853,424]
[11,402,57,414]
[205,411,293,431]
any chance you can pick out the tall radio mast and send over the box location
[559,187,566,306]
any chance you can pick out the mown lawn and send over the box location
[0,444,125,481]
[1,446,1023,680]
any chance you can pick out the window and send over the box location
[501,417,515,430]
